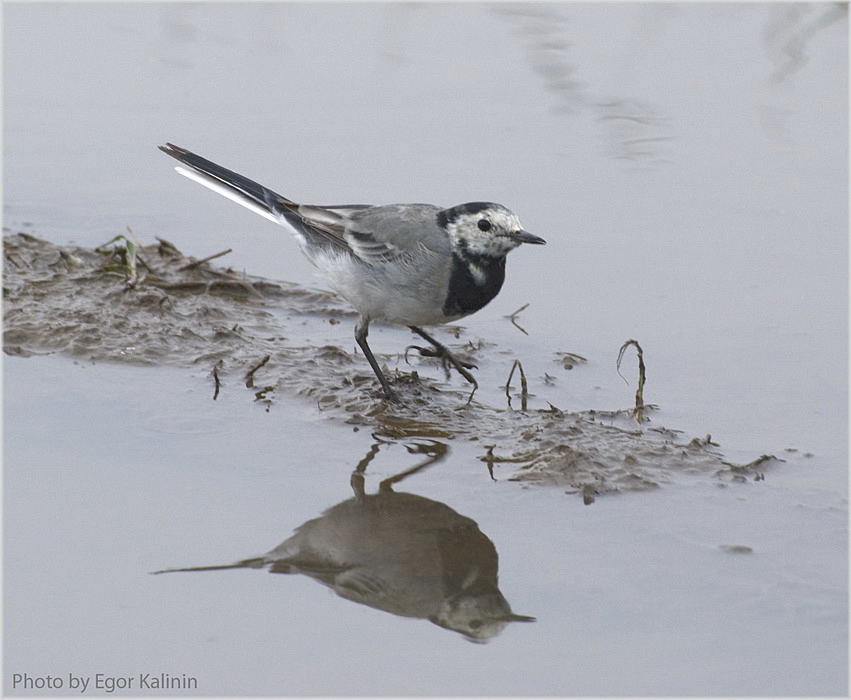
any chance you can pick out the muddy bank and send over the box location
[3,232,779,499]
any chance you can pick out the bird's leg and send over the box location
[407,326,479,396]
[355,317,396,400]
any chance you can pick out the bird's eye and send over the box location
[477,219,492,232]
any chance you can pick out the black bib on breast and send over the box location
[442,252,506,318]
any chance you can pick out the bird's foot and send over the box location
[404,344,478,371]
[380,385,401,403]
[404,344,479,401]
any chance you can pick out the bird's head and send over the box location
[438,202,546,260]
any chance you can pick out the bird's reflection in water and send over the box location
[154,440,534,642]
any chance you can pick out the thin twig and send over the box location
[617,339,646,422]
[125,226,142,247]
[94,234,127,254]
[245,354,271,388]
[505,359,529,411]
[178,248,233,271]
[211,361,223,400]
[555,351,588,370]
[505,303,530,335]
[125,227,152,273]
[479,445,532,480]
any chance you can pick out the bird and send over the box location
[159,143,545,400]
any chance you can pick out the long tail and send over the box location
[159,143,302,225]
[160,143,351,253]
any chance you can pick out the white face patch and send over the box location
[445,205,526,259]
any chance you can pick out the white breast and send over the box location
[307,247,455,326]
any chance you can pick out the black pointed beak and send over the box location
[512,229,546,245]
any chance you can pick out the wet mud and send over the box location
[4,232,780,500]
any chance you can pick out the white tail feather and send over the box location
[174,165,279,224]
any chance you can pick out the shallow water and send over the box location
[4,3,848,696]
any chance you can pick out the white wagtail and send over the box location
[159,144,545,399]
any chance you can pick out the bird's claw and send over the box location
[405,344,477,370]
[404,342,479,401]
[404,345,427,365]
